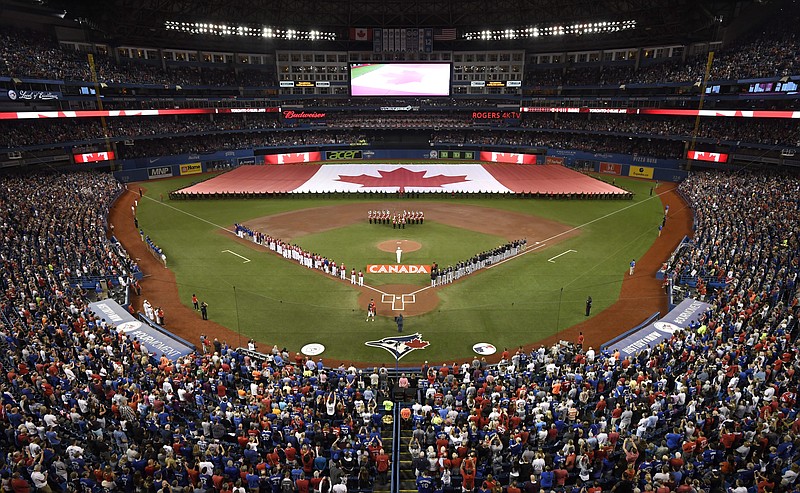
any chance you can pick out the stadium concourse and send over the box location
[171,164,629,197]
[1,169,799,493]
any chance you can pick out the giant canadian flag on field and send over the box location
[293,164,513,193]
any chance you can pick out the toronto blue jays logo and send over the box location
[365,332,430,360]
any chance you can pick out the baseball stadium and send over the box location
[0,0,799,493]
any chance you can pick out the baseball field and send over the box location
[115,168,685,365]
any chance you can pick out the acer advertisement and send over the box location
[350,63,451,97]
[599,162,622,175]
[687,151,729,163]
[479,151,537,165]
[264,152,322,164]
[325,150,363,160]
[74,151,115,163]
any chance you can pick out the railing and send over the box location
[391,404,401,493]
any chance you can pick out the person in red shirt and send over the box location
[295,473,310,493]
[375,449,390,486]
[461,454,477,491]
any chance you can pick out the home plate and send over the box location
[381,293,416,311]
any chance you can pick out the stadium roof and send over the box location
[2,0,772,50]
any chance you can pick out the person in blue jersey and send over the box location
[416,470,435,493]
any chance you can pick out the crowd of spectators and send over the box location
[0,172,400,493]
[430,131,685,160]
[5,111,798,160]
[0,115,281,149]
[519,115,800,148]
[525,15,799,87]
[0,151,800,493]
[665,170,800,301]
[397,170,800,493]
[0,28,276,87]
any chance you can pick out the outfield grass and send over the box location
[136,172,663,364]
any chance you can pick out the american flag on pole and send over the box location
[433,28,457,41]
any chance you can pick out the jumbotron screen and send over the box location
[349,63,451,97]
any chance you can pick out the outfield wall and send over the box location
[113,145,688,183]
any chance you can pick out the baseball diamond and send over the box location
[111,169,683,364]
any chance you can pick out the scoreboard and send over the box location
[437,150,475,160]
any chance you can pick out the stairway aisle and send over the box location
[397,423,417,493]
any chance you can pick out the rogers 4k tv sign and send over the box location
[325,150,363,161]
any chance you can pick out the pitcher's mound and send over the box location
[377,239,422,253]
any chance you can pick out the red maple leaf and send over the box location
[384,70,425,85]
[405,338,430,349]
[336,167,469,188]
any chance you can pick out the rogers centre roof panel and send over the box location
[25,0,764,49]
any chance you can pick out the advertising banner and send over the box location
[628,166,654,179]
[599,162,622,175]
[325,150,363,160]
[545,156,565,165]
[87,299,194,360]
[686,150,729,163]
[367,264,431,274]
[74,151,115,163]
[471,111,521,120]
[147,166,173,179]
[264,152,322,164]
[610,298,711,359]
[238,157,256,165]
[282,110,326,119]
[179,162,202,175]
[479,151,537,165]
[6,89,61,101]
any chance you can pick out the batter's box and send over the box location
[380,293,417,311]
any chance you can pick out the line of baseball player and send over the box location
[235,223,367,285]
[368,209,424,228]
[429,238,528,287]
[235,223,528,291]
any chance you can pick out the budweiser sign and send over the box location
[367,264,431,274]
[282,110,326,119]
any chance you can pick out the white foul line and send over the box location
[222,250,251,263]
[547,249,577,263]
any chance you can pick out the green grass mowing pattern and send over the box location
[136,173,665,363]
[350,64,385,80]
[292,221,508,286]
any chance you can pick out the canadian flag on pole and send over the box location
[349,27,373,41]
